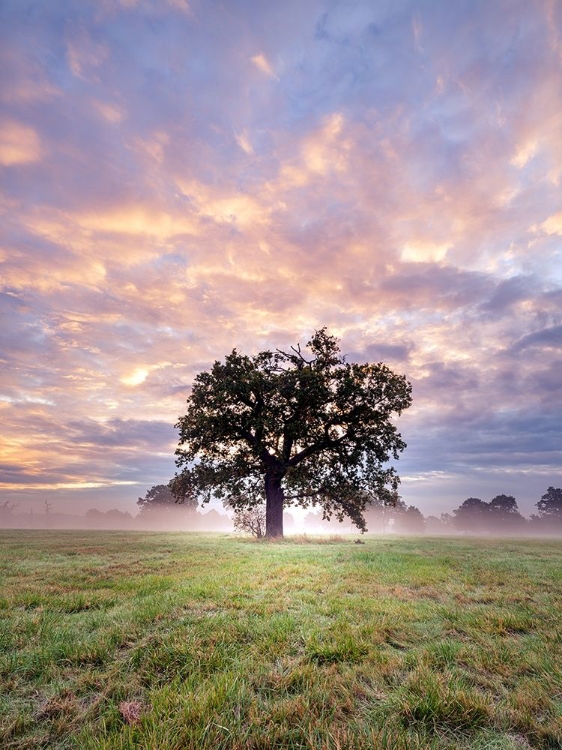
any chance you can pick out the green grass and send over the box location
[1,532,561,749]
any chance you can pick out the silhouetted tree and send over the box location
[440,512,455,529]
[0,500,17,528]
[425,515,447,534]
[488,494,526,534]
[198,509,232,531]
[44,499,53,528]
[394,505,426,534]
[303,510,351,533]
[137,483,197,517]
[364,488,402,533]
[283,511,296,532]
[85,508,134,529]
[536,487,562,522]
[453,497,489,533]
[174,329,412,537]
[85,508,103,520]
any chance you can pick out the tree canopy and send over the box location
[137,483,198,516]
[174,329,412,537]
[453,497,489,533]
[536,487,562,521]
[394,504,426,534]
[452,494,527,534]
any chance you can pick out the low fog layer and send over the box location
[2,489,561,537]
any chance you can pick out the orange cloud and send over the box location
[235,130,254,155]
[251,53,276,78]
[66,31,109,81]
[92,100,127,123]
[0,119,43,165]
[541,212,562,235]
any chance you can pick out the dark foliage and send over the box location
[363,488,403,533]
[394,505,426,534]
[488,494,526,533]
[174,329,412,537]
[452,498,489,533]
[137,483,198,516]
[536,486,562,521]
[453,494,527,534]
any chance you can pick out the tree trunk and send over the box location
[265,472,284,538]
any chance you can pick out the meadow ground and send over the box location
[0,532,561,750]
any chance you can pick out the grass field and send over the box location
[1,531,561,749]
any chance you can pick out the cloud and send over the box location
[121,368,150,386]
[512,325,562,352]
[0,119,43,165]
[92,100,127,123]
[250,53,276,78]
[65,28,109,82]
[401,241,450,264]
[541,212,562,235]
[235,130,254,155]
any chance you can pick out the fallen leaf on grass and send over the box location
[119,701,143,725]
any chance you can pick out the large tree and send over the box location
[174,329,412,537]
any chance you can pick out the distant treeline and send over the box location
[0,500,232,532]
[1,486,560,535]
[359,487,562,535]
[302,487,562,536]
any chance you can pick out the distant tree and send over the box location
[233,506,266,538]
[173,329,412,538]
[283,511,296,532]
[364,488,402,533]
[84,508,104,528]
[85,508,103,519]
[44,499,53,528]
[106,509,133,520]
[488,494,526,534]
[137,483,198,517]
[106,509,133,528]
[0,500,17,528]
[198,509,233,531]
[528,514,546,535]
[394,505,426,534]
[303,510,350,533]
[536,487,562,522]
[489,494,518,514]
[85,508,133,529]
[425,515,446,534]
[453,498,489,534]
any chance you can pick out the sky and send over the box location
[1,0,561,520]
